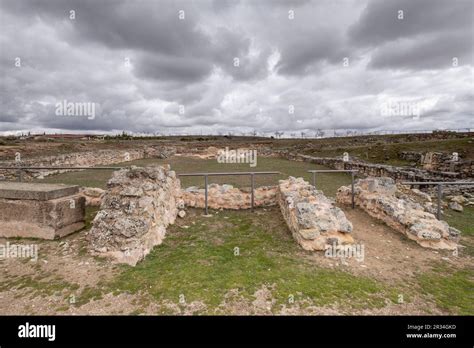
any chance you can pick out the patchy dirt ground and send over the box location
[300,204,472,282]
[1,204,472,315]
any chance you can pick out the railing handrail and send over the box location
[402,181,473,220]
[0,166,124,170]
[307,169,358,208]
[307,169,358,173]
[178,171,280,176]
[178,171,280,213]
[402,181,473,185]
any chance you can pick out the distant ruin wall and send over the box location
[399,151,473,175]
[280,152,473,181]
[0,146,176,181]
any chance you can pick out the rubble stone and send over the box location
[278,177,354,251]
[88,165,180,266]
[336,177,460,250]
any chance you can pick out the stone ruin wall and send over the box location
[277,177,354,251]
[88,165,181,266]
[278,152,474,197]
[281,152,473,181]
[336,177,461,250]
[0,146,177,181]
[181,184,277,210]
[1,141,472,184]
[399,151,473,175]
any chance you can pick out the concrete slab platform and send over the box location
[0,182,79,201]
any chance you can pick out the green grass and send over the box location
[418,264,474,315]
[84,206,100,230]
[0,273,80,299]
[107,208,399,313]
[444,206,474,236]
[444,206,474,257]
[37,156,353,197]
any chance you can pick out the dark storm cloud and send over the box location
[350,0,473,69]
[369,32,473,69]
[0,0,472,134]
[350,0,472,45]
[134,53,213,83]
[275,28,348,75]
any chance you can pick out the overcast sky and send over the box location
[0,0,472,135]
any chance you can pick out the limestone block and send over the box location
[88,165,181,266]
[0,182,85,239]
[278,177,354,251]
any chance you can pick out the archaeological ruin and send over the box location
[0,141,471,265]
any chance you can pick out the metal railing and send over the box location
[178,171,280,214]
[307,169,358,208]
[401,181,474,220]
[0,166,125,182]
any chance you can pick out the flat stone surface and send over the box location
[0,182,79,201]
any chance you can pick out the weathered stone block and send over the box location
[336,177,460,250]
[0,183,85,239]
[278,177,354,251]
[88,165,180,266]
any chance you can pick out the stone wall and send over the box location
[399,151,473,176]
[181,184,277,210]
[281,152,472,181]
[0,146,176,181]
[88,165,180,266]
[278,177,354,251]
[336,177,460,250]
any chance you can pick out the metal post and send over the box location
[251,173,255,212]
[312,171,316,188]
[204,175,208,215]
[437,184,442,220]
[351,172,355,209]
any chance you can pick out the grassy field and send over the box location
[37,156,353,197]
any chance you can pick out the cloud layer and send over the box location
[0,0,472,135]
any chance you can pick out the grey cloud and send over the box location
[275,29,348,75]
[0,0,473,134]
[134,53,214,83]
[369,32,473,69]
[350,0,473,46]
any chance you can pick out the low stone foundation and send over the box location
[277,177,354,251]
[281,152,473,181]
[400,150,474,175]
[0,146,177,181]
[88,165,180,266]
[181,184,277,210]
[0,182,85,239]
[336,177,461,250]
